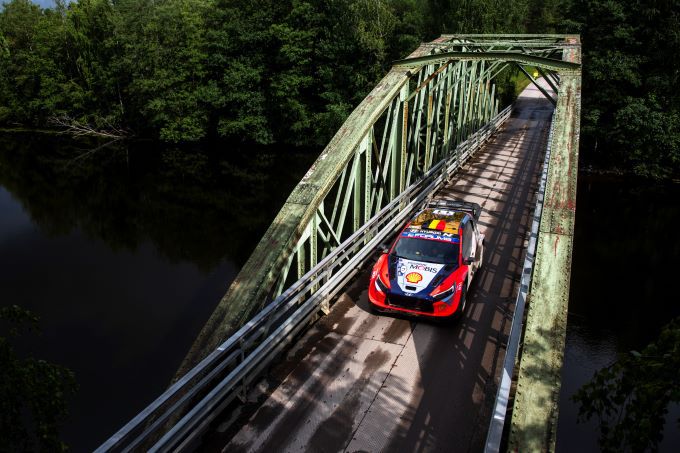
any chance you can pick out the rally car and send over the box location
[368,200,484,320]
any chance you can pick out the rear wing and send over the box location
[427,200,482,222]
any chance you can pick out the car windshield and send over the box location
[392,237,459,264]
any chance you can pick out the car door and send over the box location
[462,220,475,283]
[470,219,483,271]
[464,219,482,278]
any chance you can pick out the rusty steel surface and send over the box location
[508,37,582,452]
[394,51,581,73]
[206,82,555,453]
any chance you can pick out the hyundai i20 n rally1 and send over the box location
[368,200,484,321]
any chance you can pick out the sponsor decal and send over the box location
[407,263,439,273]
[401,231,459,242]
[396,258,445,293]
[405,272,423,284]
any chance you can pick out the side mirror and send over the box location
[378,244,390,254]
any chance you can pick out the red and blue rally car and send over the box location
[368,200,484,320]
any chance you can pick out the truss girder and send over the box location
[395,51,580,74]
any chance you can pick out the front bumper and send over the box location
[368,281,460,318]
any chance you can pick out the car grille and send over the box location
[387,294,434,313]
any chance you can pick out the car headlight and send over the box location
[375,275,389,293]
[431,284,455,300]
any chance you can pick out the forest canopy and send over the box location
[0,0,679,178]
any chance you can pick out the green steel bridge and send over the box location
[98,35,581,452]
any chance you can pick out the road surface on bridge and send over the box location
[212,81,555,453]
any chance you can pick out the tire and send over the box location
[457,280,468,318]
[440,283,467,326]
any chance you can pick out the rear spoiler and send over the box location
[427,200,482,222]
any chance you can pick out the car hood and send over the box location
[394,258,445,294]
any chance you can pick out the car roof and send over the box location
[397,208,468,244]
[409,208,468,234]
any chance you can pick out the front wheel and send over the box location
[456,280,468,318]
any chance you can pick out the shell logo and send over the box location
[405,272,423,284]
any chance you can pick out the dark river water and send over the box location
[556,175,680,452]
[0,133,315,451]
[1,133,679,451]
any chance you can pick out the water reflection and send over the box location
[0,134,312,270]
[557,175,680,452]
[0,133,315,451]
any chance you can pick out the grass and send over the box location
[511,65,539,96]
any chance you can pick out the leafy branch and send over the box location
[573,317,680,452]
[0,305,77,452]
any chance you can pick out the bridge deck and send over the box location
[211,82,554,453]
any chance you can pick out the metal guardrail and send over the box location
[483,113,555,453]
[96,106,511,453]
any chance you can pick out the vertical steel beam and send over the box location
[330,167,348,228]
[310,214,318,271]
[442,66,454,156]
[395,85,408,196]
[389,98,399,200]
[297,235,306,279]
[473,61,484,131]
[353,146,363,232]
[424,91,434,172]
[400,93,409,191]
[464,61,478,138]
[456,62,468,144]
[364,134,372,232]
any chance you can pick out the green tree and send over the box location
[573,317,680,452]
[526,0,571,33]
[569,0,680,179]
[424,0,529,35]
[111,0,218,142]
[204,0,284,144]
[0,0,45,124]
[0,305,77,452]
[57,0,122,129]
